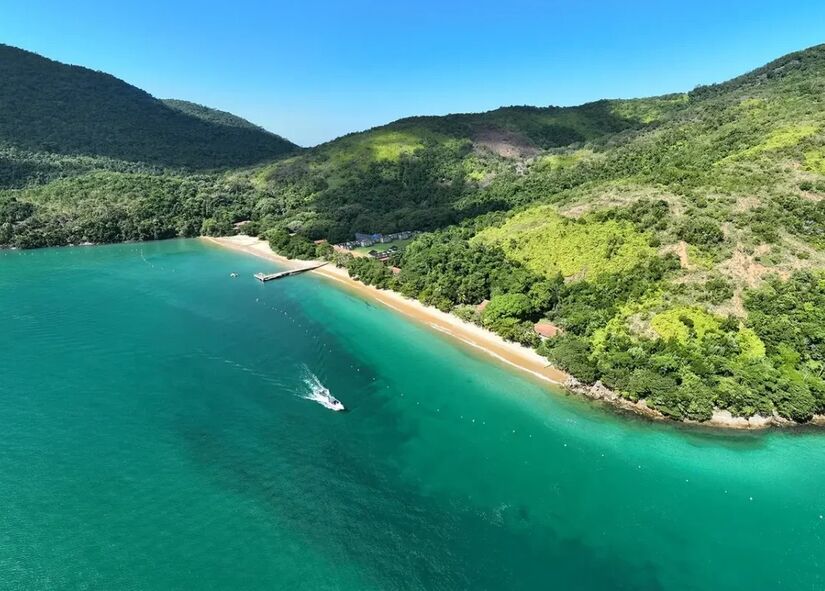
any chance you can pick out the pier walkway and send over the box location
[254,263,327,282]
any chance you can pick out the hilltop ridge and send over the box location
[0,44,297,171]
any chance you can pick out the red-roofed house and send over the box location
[534,322,563,339]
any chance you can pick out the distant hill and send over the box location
[161,99,269,131]
[0,44,297,169]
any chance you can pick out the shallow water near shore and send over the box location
[2,239,824,590]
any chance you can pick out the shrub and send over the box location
[482,293,535,325]
[541,335,599,383]
[677,216,725,248]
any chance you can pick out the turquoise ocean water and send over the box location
[1,239,824,590]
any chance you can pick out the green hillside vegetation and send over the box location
[233,99,661,242]
[161,99,270,131]
[4,43,825,423]
[314,44,825,422]
[473,206,655,279]
[0,44,297,173]
[0,171,263,247]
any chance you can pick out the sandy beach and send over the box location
[203,235,571,388]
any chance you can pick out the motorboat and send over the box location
[314,386,346,412]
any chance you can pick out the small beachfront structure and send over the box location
[336,230,420,251]
[533,322,563,339]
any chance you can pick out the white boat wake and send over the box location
[301,368,345,412]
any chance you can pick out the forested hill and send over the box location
[255,43,825,424]
[0,44,297,169]
[161,99,270,131]
[239,96,679,242]
[245,43,825,243]
[3,43,825,424]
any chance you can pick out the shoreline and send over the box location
[203,235,823,431]
[203,235,571,388]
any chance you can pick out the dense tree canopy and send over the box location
[0,44,297,171]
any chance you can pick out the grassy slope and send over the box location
[486,43,825,302]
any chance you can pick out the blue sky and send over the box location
[2,0,824,146]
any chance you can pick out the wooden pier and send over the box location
[254,263,327,282]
